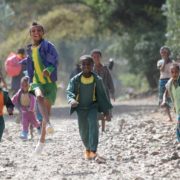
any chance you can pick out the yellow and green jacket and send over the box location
[66,72,113,114]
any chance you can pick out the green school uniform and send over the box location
[66,72,112,152]
[30,46,57,105]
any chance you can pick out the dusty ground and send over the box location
[0,96,180,180]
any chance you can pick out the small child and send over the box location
[66,55,112,161]
[91,49,115,132]
[157,46,173,121]
[12,76,41,140]
[162,63,180,142]
[26,22,59,153]
[0,76,14,142]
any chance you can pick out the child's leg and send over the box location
[30,124,33,139]
[77,110,90,150]
[37,96,49,143]
[29,112,40,138]
[0,116,5,141]
[101,119,105,132]
[30,112,40,128]
[88,108,99,152]
[21,112,30,139]
[34,84,56,154]
[36,103,43,127]
[165,106,172,121]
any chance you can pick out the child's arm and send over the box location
[157,60,165,71]
[106,67,115,101]
[11,90,20,106]
[28,94,36,112]
[43,42,59,77]
[161,89,168,107]
[4,91,14,115]
[66,79,79,107]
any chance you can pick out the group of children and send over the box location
[0,22,114,161]
[1,21,180,162]
[0,22,59,156]
[158,46,180,143]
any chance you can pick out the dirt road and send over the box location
[0,96,180,180]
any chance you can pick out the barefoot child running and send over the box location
[66,55,112,161]
[162,63,180,142]
[12,76,41,140]
[26,22,59,153]
[0,76,14,142]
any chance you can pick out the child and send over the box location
[26,22,59,153]
[0,76,14,142]
[12,76,41,140]
[11,48,26,95]
[162,63,180,142]
[157,46,173,121]
[91,49,115,132]
[66,55,112,161]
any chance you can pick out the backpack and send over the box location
[5,52,22,77]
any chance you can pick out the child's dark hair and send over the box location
[80,55,94,64]
[21,76,29,84]
[90,49,102,57]
[17,48,25,55]
[170,63,180,71]
[160,46,171,55]
[30,22,44,33]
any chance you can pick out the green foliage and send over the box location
[0,4,96,59]
[166,0,180,58]
[0,0,168,93]
[83,0,166,88]
[120,73,149,92]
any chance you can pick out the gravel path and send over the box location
[0,96,180,180]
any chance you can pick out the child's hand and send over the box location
[43,69,50,78]
[161,101,166,108]
[70,99,79,108]
[7,108,13,115]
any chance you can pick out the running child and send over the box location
[66,55,112,160]
[12,76,41,140]
[162,63,180,142]
[26,22,59,153]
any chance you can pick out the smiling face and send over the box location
[81,59,93,77]
[30,25,44,45]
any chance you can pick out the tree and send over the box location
[165,0,180,59]
[83,0,166,88]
